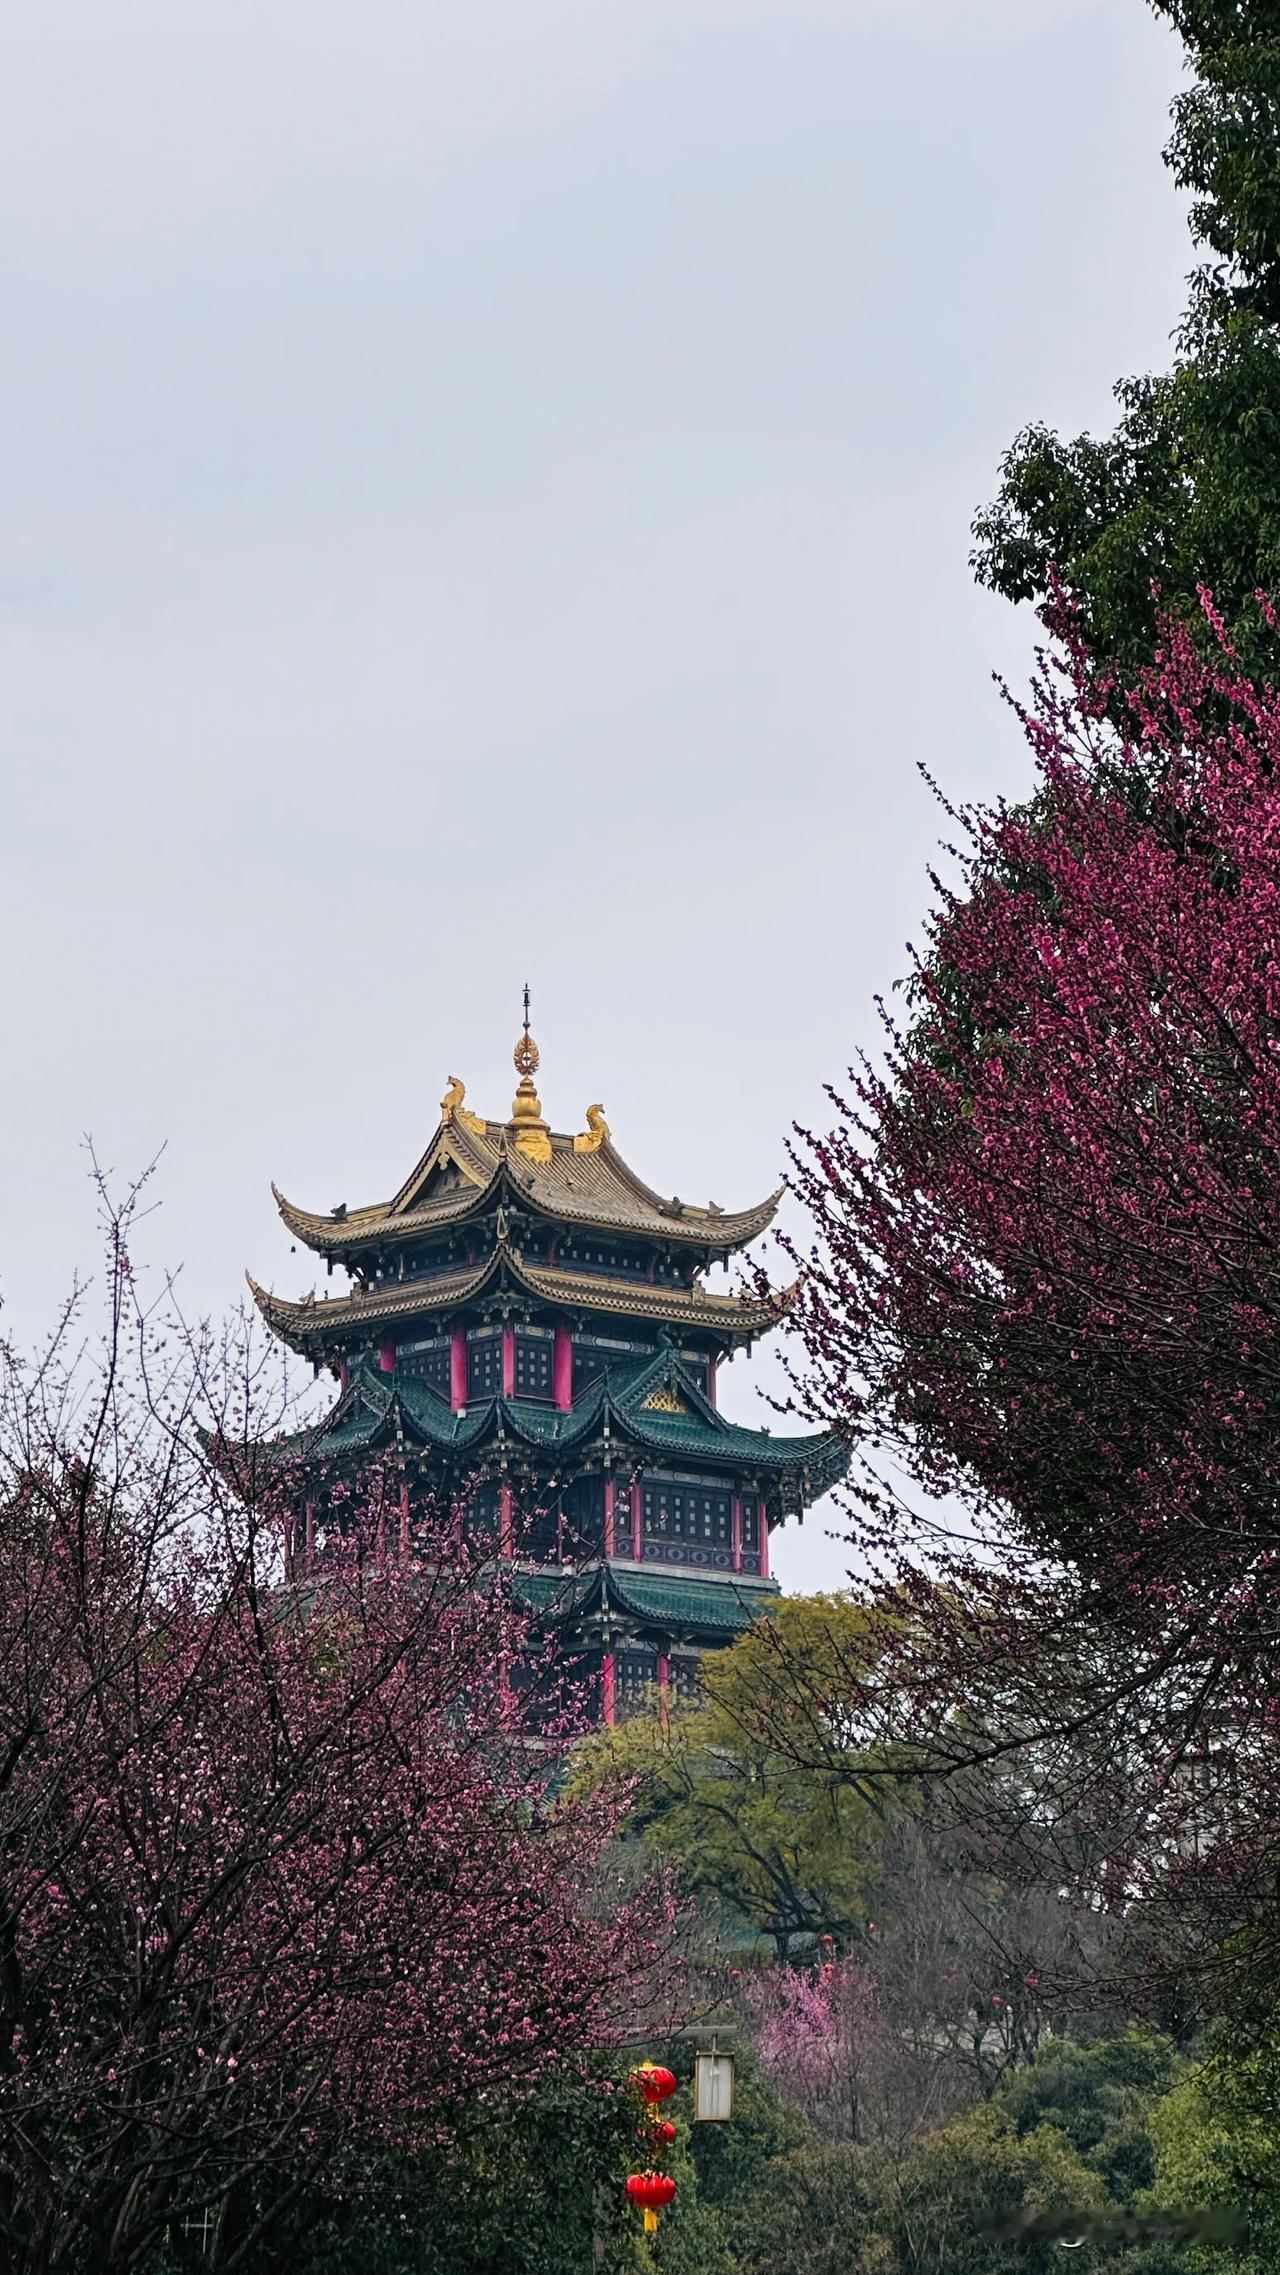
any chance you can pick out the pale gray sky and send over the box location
[1,0,1188,1587]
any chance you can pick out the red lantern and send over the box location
[629,2060,677,2105]
[656,2118,677,2144]
[626,2170,677,2234]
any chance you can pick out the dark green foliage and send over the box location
[996,2031,1180,2208]
[972,297,1280,684]
[254,2071,644,2275]
[639,2040,810,2275]
[724,2144,885,2275]
[1155,2,1280,321]
[1147,2026,1280,2272]
[1000,2032,1176,2147]
[972,3,1280,683]
[727,2107,1105,2275]
[712,2032,1263,2275]
[162,2029,1271,2273]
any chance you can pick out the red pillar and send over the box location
[759,1505,770,1579]
[502,1325,516,1398]
[338,1354,349,1393]
[554,1325,573,1411]
[631,1478,643,1562]
[732,1493,743,1575]
[602,1650,616,1726]
[657,1650,671,1726]
[707,1355,717,1408]
[500,1482,514,1559]
[450,1326,467,1410]
[379,1335,396,1374]
[603,1475,615,1560]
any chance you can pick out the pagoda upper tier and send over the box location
[274,1089,778,1262]
[252,1049,788,1369]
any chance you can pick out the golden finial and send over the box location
[513,982,540,1082]
[510,983,552,1162]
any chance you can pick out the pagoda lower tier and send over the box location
[248,1022,848,1712]
[265,1342,846,1714]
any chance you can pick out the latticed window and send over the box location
[519,1488,560,1562]
[397,1336,450,1395]
[611,1487,637,1557]
[513,1326,554,1402]
[406,1238,469,1280]
[671,1655,701,1704]
[467,1328,503,1401]
[562,1473,605,1554]
[464,1480,501,1548]
[557,1236,649,1279]
[615,1648,660,1717]
[641,1475,732,1547]
[740,1494,762,1574]
[652,1254,690,1285]
[679,1353,710,1394]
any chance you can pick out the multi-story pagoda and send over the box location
[249,1008,846,1719]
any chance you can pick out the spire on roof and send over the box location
[510,983,552,1162]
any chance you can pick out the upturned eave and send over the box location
[271,1114,779,1262]
[247,1246,788,1357]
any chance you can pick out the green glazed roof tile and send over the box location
[605,1566,778,1633]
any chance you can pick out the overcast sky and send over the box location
[1,0,1189,1588]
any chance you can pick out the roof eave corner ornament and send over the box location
[440,1074,486,1136]
[509,986,553,1165]
[572,1102,610,1154]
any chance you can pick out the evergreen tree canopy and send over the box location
[972,3,1280,683]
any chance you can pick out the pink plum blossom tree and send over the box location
[0,1177,666,2275]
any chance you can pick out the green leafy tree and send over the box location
[729,2143,888,2275]
[885,2102,1108,2275]
[972,3,1280,685]
[997,2030,1181,2205]
[732,2103,1106,2275]
[1146,2034,1280,2275]
[572,1598,898,1959]
[1159,1,1280,320]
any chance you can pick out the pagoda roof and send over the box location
[248,1237,788,1356]
[272,1085,779,1262]
[268,1346,849,1507]
[513,1562,780,1638]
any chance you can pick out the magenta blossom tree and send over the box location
[0,1178,669,2275]
[779,596,1280,2013]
